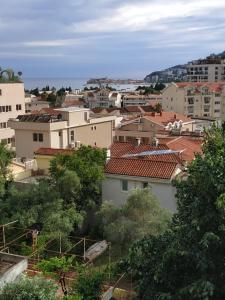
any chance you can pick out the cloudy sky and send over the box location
[1,0,225,78]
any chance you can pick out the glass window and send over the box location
[38,133,43,142]
[33,133,38,141]
[121,180,128,191]
[70,130,74,142]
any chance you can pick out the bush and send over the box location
[0,275,57,300]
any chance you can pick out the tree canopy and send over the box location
[98,189,171,250]
[124,126,225,300]
[0,275,57,300]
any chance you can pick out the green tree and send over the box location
[1,179,83,238]
[0,275,57,300]
[0,142,13,182]
[124,126,225,300]
[73,269,104,300]
[50,145,106,211]
[98,189,171,250]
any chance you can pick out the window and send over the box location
[204,97,211,104]
[33,133,38,141]
[33,133,43,142]
[70,130,74,142]
[214,109,220,113]
[143,182,148,188]
[39,133,43,142]
[0,122,7,129]
[188,97,194,105]
[0,89,2,96]
[84,112,88,121]
[0,105,11,112]
[16,104,22,111]
[121,180,128,191]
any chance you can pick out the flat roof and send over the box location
[55,107,90,112]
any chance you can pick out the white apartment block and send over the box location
[0,82,25,145]
[187,56,225,82]
[84,89,122,108]
[162,82,225,120]
[122,94,147,107]
[9,107,116,159]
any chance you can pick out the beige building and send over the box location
[9,107,116,159]
[115,112,194,144]
[162,82,225,120]
[0,82,25,145]
[187,56,225,82]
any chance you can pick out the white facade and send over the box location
[102,174,178,212]
[187,57,225,82]
[0,83,25,144]
[84,89,122,108]
[162,82,225,120]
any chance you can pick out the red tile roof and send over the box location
[175,82,225,93]
[111,141,168,157]
[158,136,203,162]
[35,148,74,156]
[144,111,192,126]
[105,158,178,179]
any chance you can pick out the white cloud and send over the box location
[0,52,64,58]
[23,39,83,47]
[70,0,225,33]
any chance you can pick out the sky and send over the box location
[1,0,225,78]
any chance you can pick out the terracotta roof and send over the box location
[110,141,181,163]
[144,111,192,126]
[35,148,74,156]
[105,158,178,179]
[63,100,84,107]
[175,82,225,93]
[40,107,61,116]
[124,106,143,113]
[158,136,203,162]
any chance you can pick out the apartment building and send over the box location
[115,111,194,144]
[84,89,122,108]
[122,94,147,106]
[187,56,225,82]
[162,82,225,120]
[9,107,116,159]
[0,82,25,145]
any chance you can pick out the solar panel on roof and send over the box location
[123,149,180,158]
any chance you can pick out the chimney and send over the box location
[106,149,111,162]
[134,138,141,147]
[160,111,162,116]
[174,114,177,119]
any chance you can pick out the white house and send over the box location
[102,142,182,212]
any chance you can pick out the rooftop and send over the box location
[105,157,178,179]
[35,147,74,156]
[144,111,192,126]
[175,82,225,93]
[55,107,90,112]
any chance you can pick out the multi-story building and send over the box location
[84,89,122,108]
[162,82,225,120]
[0,82,25,145]
[187,56,225,82]
[122,94,148,106]
[9,107,116,159]
[115,111,194,144]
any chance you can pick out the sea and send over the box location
[23,77,151,92]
